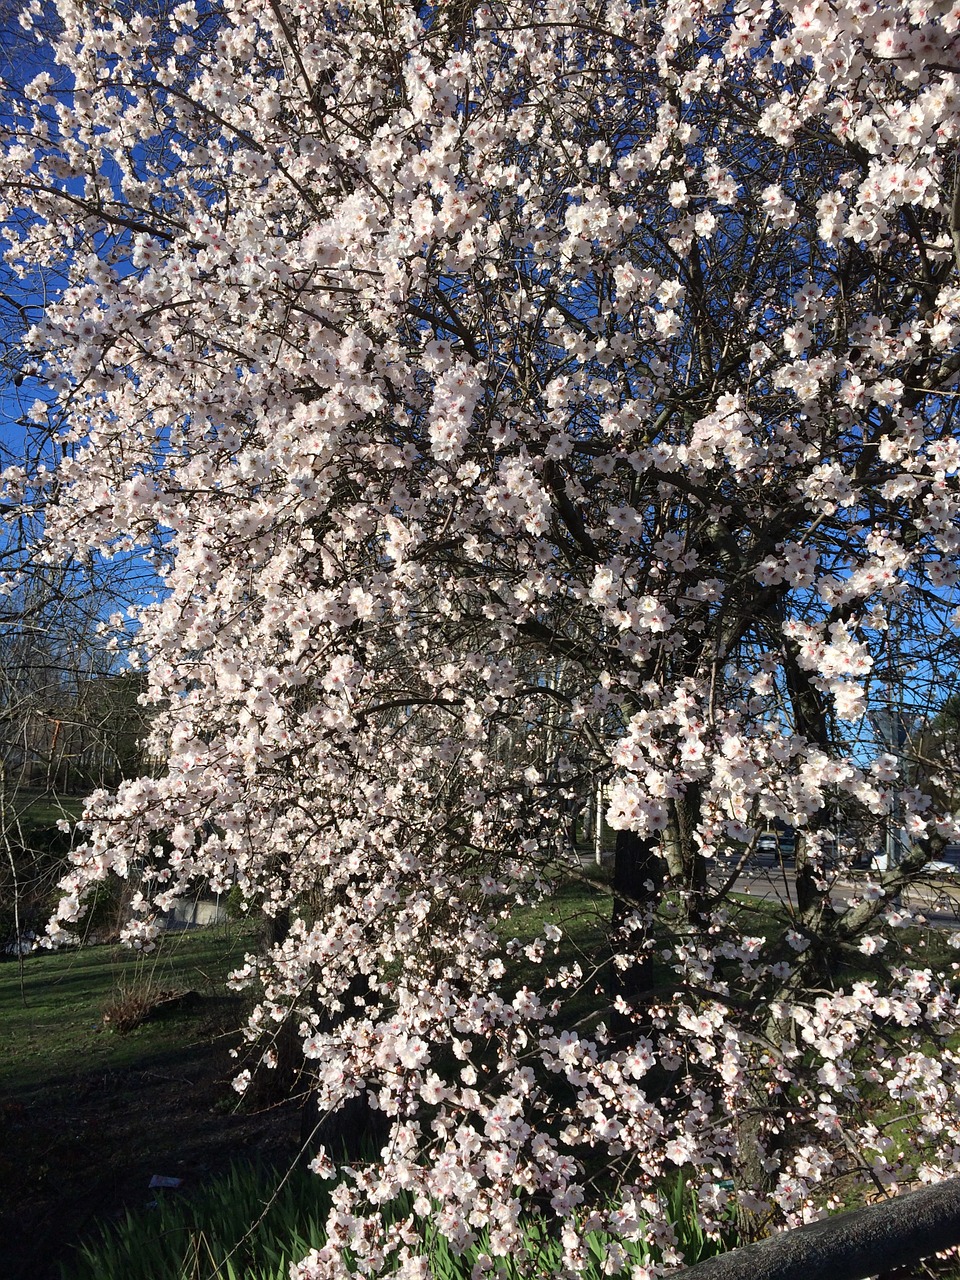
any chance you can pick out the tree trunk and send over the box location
[663,787,707,923]
[610,828,663,1035]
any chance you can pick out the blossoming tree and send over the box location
[5,0,960,1271]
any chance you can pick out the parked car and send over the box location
[756,829,796,860]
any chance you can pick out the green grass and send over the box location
[12,867,960,1280]
[60,1158,727,1280]
[0,871,609,1106]
[10,787,84,824]
[479,872,621,1053]
[0,924,255,1097]
[14,857,949,1109]
[0,788,86,945]
[0,787,84,861]
[500,873,613,963]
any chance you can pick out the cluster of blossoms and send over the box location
[5,0,960,1272]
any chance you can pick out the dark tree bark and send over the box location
[609,828,663,1036]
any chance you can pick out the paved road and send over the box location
[715,855,960,929]
[580,848,960,928]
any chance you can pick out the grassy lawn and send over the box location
[5,865,959,1280]
[6,856,950,1106]
[500,872,613,960]
[0,868,613,1107]
[0,924,256,1098]
[1,787,84,856]
[0,921,306,1280]
[10,788,85,823]
[1,788,86,954]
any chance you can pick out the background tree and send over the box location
[913,691,960,816]
[0,0,153,959]
[5,0,960,1272]
[0,551,150,963]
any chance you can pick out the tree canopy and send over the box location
[4,0,960,1272]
